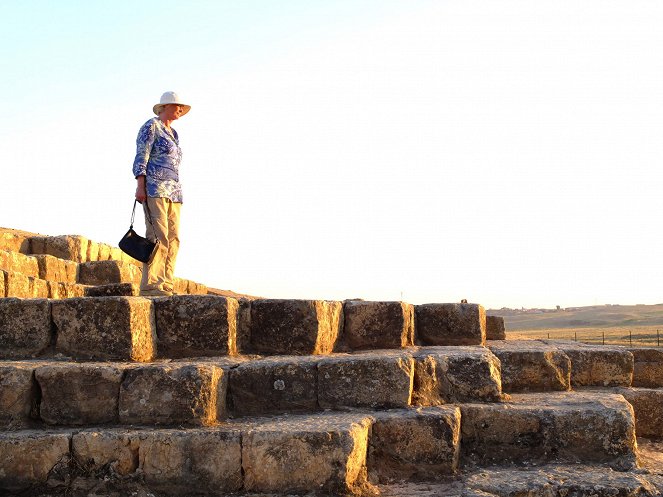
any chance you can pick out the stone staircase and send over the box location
[1,233,662,496]
[0,228,207,298]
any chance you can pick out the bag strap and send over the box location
[130,199,156,232]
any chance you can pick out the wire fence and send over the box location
[536,329,662,347]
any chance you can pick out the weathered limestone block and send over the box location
[47,281,65,299]
[52,297,156,361]
[109,247,123,262]
[242,413,374,495]
[86,239,99,262]
[0,231,31,253]
[30,234,89,263]
[63,283,86,298]
[189,281,208,295]
[340,300,414,351]
[0,250,39,278]
[318,351,414,409]
[487,340,571,392]
[97,243,112,261]
[35,364,124,425]
[78,260,142,286]
[415,303,486,346]
[464,465,663,497]
[84,283,139,297]
[368,406,461,481]
[72,429,140,476]
[154,295,238,358]
[0,431,71,492]
[228,356,319,416]
[0,363,37,429]
[119,363,223,425]
[28,277,49,298]
[629,348,663,387]
[236,298,252,353]
[412,346,502,404]
[0,270,4,297]
[617,387,663,438]
[34,254,77,283]
[173,278,188,294]
[460,392,637,469]
[140,428,242,493]
[250,299,342,355]
[0,298,51,358]
[486,315,506,340]
[550,341,633,387]
[4,270,30,298]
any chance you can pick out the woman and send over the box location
[132,91,190,296]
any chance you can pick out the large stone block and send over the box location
[119,363,223,425]
[460,392,637,470]
[86,239,99,262]
[241,413,374,495]
[0,431,71,492]
[412,346,502,404]
[35,364,124,425]
[30,234,89,263]
[140,428,242,493]
[340,300,414,351]
[0,231,31,253]
[228,356,319,416]
[4,270,30,298]
[0,363,37,429]
[629,348,663,387]
[487,340,571,392]
[34,254,77,283]
[249,299,342,355]
[318,351,414,409]
[415,303,486,346]
[28,277,49,298]
[486,315,506,340]
[72,429,140,476]
[368,406,461,482]
[617,387,663,438]
[550,341,633,387]
[52,297,156,361]
[0,270,4,297]
[97,243,112,261]
[84,283,139,297]
[78,260,142,286]
[0,298,52,359]
[0,250,39,278]
[154,295,238,358]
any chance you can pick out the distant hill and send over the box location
[487,303,663,331]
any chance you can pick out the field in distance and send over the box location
[488,303,663,347]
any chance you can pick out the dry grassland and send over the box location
[507,325,663,347]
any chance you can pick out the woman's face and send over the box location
[161,104,184,121]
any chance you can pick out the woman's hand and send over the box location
[135,176,147,203]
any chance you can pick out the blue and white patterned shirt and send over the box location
[132,117,183,203]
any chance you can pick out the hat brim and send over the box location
[153,103,191,116]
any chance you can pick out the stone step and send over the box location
[77,260,142,286]
[1,271,87,299]
[1,404,651,496]
[613,387,663,438]
[543,340,634,387]
[0,297,489,360]
[0,408,462,496]
[0,348,501,428]
[460,391,638,470]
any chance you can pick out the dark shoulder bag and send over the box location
[119,200,159,263]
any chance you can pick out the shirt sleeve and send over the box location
[132,120,157,178]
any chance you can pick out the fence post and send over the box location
[574,331,577,342]
[602,331,605,345]
[658,330,660,347]
[547,331,550,340]
[629,330,632,346]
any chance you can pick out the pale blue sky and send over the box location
[2,1,662,308]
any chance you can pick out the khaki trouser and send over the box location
[141,197,181,292]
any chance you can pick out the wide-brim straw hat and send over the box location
[153,91,191,116]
